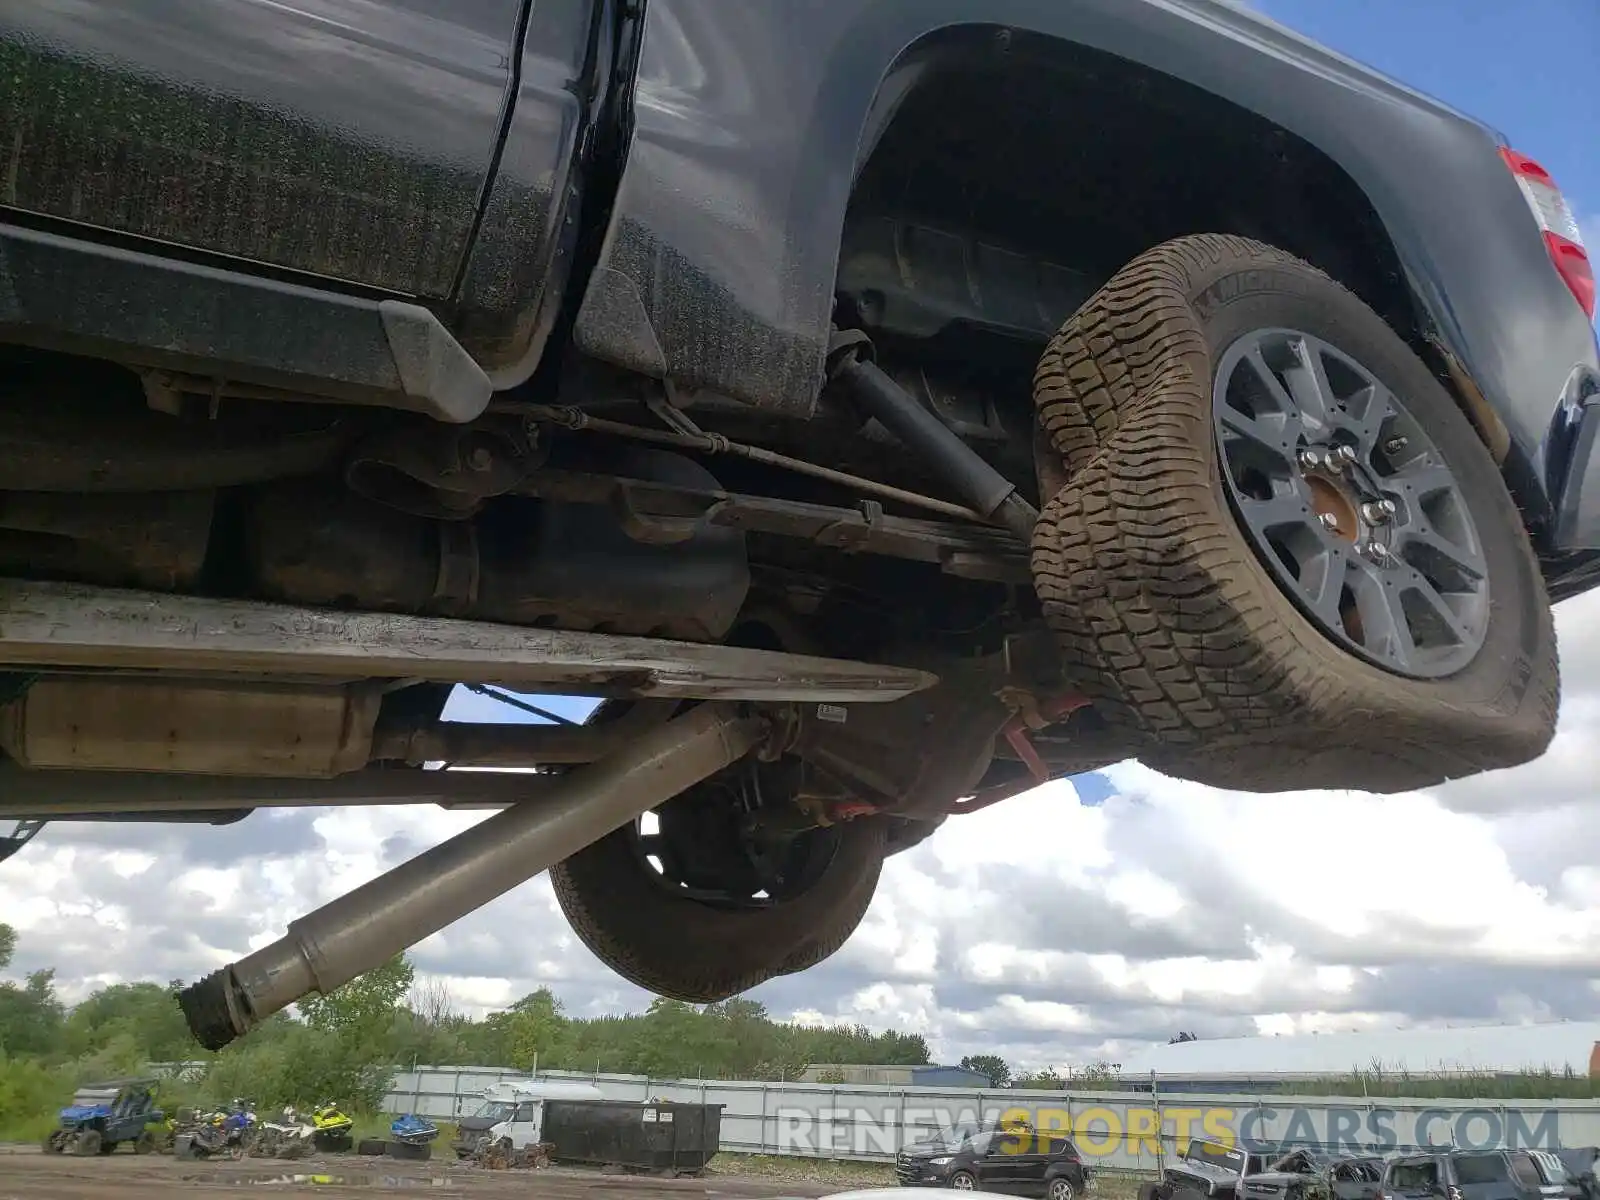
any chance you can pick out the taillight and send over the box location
[1500,146,1595,320]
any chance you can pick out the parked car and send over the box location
[896,1120,1091,1199]
[1141,1138,1273,1200]
[1381,1148,1563,1200]
[1241,1149,1386,1200]
[3,0,1594,1047]
[1512,1150,1585,1200]
[1557,1149,1600,1200]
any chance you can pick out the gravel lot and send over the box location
[0,1146,847,1200]
[0,1144,1150,1200]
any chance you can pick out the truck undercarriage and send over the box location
[3,0,1591,1048]
[0,270,1111,1039]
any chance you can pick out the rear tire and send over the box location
[357,1138,386,1157]
[551,783,887,1003]
[1030,233,1558,793]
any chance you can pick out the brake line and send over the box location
[495,401,988,524]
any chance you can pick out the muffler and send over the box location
[177,700,768,1049]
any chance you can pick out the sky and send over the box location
[4,2,1600,1076]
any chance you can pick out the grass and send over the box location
[1268,1067,1599,1100]
[0,1112,59,1146]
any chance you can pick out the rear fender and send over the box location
[573,0,1595,541]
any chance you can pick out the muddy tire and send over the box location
[73,1129,102,1156]
[357,1138,386,1156]
[388,1140,432,1161]
[551,808,887,1003]
[1030,233,1558,793]
[883,814,944,856]
[134,1132,156,1154]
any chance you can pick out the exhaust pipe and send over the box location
[177,701,768,1049]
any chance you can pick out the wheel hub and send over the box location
[1211,327,1491,679]
[1303,470,1359,543]
[630,759,841,909]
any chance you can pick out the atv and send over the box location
[42,1078,164,1156]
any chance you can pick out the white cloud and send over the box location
[7,584,1600,1076]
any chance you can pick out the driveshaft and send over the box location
[176,701,767,1049]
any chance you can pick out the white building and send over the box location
[1112,1022,1600,1093]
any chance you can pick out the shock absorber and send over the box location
[824,329,1041,544]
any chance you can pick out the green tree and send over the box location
[298,955,414,1048]
[0,924,15,971]
[62,981,200,1064]
[961,1054,1011,1087]
[505,988,566,1071]
[0,969,64,1058]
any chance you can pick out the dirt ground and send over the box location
[0,1146,849,1200]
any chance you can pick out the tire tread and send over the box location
[1029,234,1559,793]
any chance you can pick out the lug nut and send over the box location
[1298,449,1322,470]
[1383,436,1409,455]
[1364,541,1392,564]
[1318,513,1341,533]
[1362,499,1397,523]
[1334,444,1358,465]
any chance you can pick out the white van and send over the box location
[452,1078,606,1155]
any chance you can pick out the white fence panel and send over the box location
[374,1067,1600,1168]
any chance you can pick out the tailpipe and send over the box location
[178,701,767,1049]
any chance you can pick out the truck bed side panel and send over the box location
[571,0,1600,547]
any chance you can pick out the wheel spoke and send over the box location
[1341,382,1395,457]
[1398,567,1478,649]
[1395,521,1487,585]
[1390,459,1455,501]
[1244,346,1304,418]
[1300,542,1353,628]
[1237,488,1313,534]
[1348,565,1420,669]
[1281,338,1337,431]
[1217,401,1296,460]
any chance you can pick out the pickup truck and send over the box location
[0,0,1595,1048]
[1143,1138,1271,1200]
